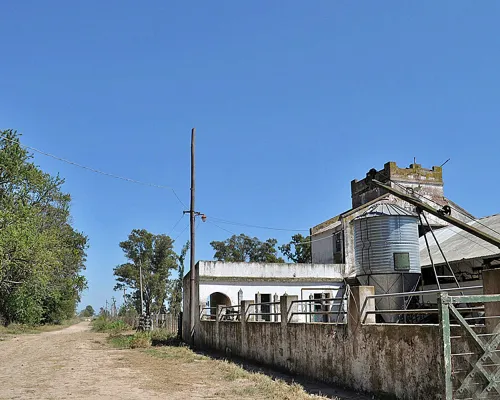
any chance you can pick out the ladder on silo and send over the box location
[418,212,462,292]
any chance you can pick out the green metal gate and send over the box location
[440,292,500,399]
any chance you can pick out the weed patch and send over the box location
[92,317,130,333]
[108,332,151,349]
[150,329,181,346]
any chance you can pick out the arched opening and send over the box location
[206,292,231,320]
[209,292,231,308]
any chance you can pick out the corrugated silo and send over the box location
[354,203,421,322]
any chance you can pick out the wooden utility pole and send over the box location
[189,128,196,339]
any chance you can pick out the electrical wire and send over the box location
[207,216,309,232]
[207,219,337,246]
[1,135,188,208]
[167,214,186,237]
[9,133,498,245]
[207,220,238,236]
[173,222,190,242]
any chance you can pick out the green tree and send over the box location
[113,229,178,315]
[168,240,189,314]
[0,130,88,325]
[210,234,284,263]
[279,234,312,263]
[81,305,95,318]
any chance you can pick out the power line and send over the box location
[207,216,309,232]
[167,214,186,237]
[208,219,336,246]
[1,135,188,208]
[173,222,190,242]
[207,220,238,236]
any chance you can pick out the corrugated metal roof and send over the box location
[355,203,417,219]
[419,214,500,266]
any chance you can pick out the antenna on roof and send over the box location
[440,158,451,167]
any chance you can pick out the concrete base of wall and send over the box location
[195,321,443,399]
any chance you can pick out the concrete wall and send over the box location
[198,261,345,279]
[196,321,444,399]
[351,162,444,210]
[193,290,446,399]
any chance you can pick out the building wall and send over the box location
[183,261,346,340]
[351,162,444,210]
[197,261,344,279]
[196,321,444,399]
[311,229,335,264]
[350,161,472,227]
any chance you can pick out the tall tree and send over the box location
[279,234,312,263]
[0,129,88,325]
[168,240,189,314]
[210,234,284,263]
[80,305,95,318]
[113,229,178,315]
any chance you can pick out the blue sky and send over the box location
[1,1,499,311]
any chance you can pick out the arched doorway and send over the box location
[208,292,231,319]
[209,292,231,308]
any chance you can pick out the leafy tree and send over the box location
[80,305,95,318]
[0,130,88,325]
[168,240,189,314]
[210,234,284,263]
[113,229,178,315]
[279,234,312,263]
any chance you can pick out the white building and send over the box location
[182,261,345,335]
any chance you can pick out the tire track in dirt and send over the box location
[0,322,162,400]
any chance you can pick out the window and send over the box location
[335,234,342,253]
[313,293,331,323]
[394,252,410,271]
[258,293,271,321]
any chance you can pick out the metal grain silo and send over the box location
[354,203,421,322]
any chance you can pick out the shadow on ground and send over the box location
[155,338,373,400]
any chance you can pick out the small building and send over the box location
[182,261,345,340]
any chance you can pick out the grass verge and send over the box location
[106,329,333,399]
[108,328,178,349]
[0,318,81,336]
[145,346,332,399]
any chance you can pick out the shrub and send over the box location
[150,329,180,346]
[92,316,130,333]
[129,332,151,348]
[108,332,151,349]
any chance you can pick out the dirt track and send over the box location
[0,322,368,400]
[0,322,168,399]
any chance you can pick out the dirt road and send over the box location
[0,322,368,400]
[0,322,165,399]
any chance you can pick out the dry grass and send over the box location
[143,346,334,400]
[108,332,152,349]
[0,318,81,337]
